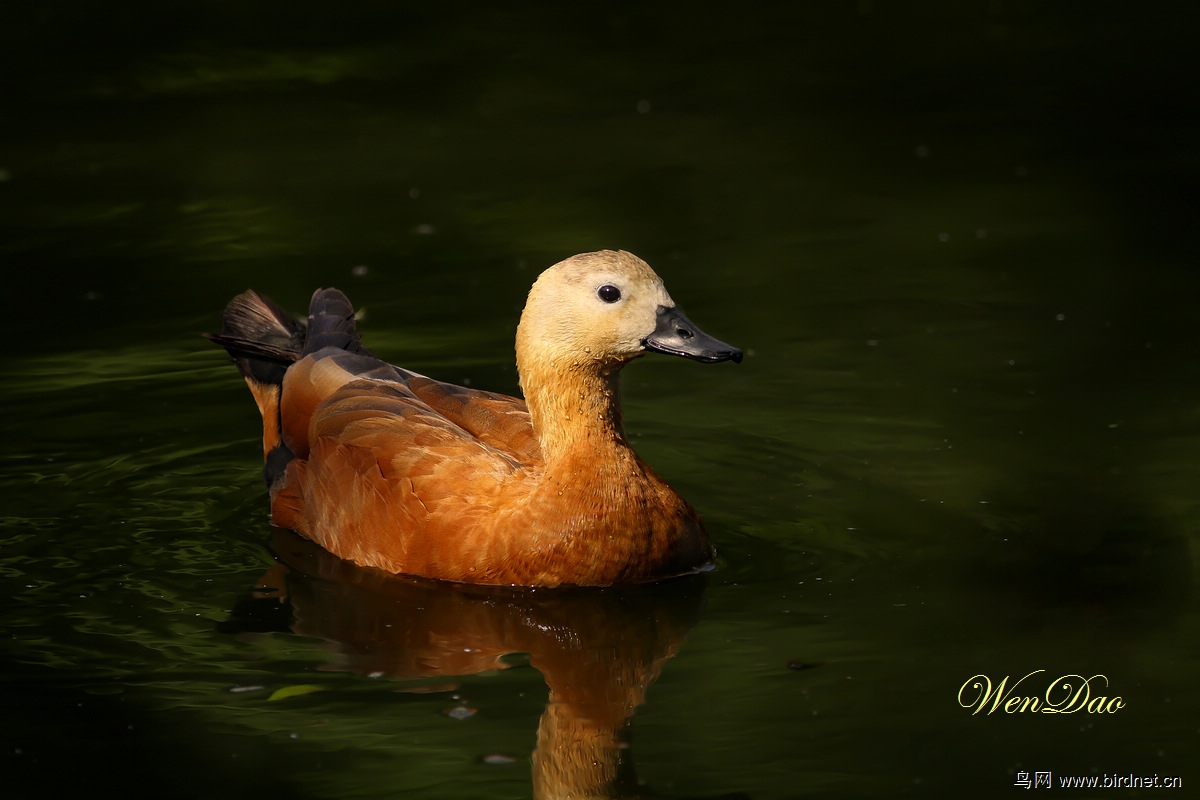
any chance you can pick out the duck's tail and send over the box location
[302,287,373,358]
[207,288,370,485]
[206,290,306,386]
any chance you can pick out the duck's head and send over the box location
[516,250,743,373]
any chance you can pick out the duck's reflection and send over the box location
[231,529,710,799]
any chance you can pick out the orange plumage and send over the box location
[209,250,741,586]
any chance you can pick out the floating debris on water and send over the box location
[443,705,477,720]
[482,753,518,765]
[395,682,460,694]
[268,684,326,701]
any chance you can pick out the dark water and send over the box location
[3,3,1198,797]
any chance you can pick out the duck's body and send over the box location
[210,250,740,587]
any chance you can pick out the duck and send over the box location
[208,250,741,587]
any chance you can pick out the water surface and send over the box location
[3,3,1198,797]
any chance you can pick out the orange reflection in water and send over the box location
[240,529,709,799]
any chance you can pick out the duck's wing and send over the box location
[211,287,540,465]
[302,288,537,457]
[403,374,540,460]
[278,349,540,464]
[272,352,541,577]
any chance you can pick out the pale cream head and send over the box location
[514,249,741,459]
[516,250,675,370]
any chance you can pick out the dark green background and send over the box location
[2,2,1197,797]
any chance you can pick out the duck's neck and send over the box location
[518,356,631,465]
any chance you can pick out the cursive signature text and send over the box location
[958,670,1126,715]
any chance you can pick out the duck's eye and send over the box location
[597,285,622,303]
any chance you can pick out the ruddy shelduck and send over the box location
[209,250,741,586]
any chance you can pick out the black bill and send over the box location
[643,305,743,364]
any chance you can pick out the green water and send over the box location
[2,3,1198,797]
